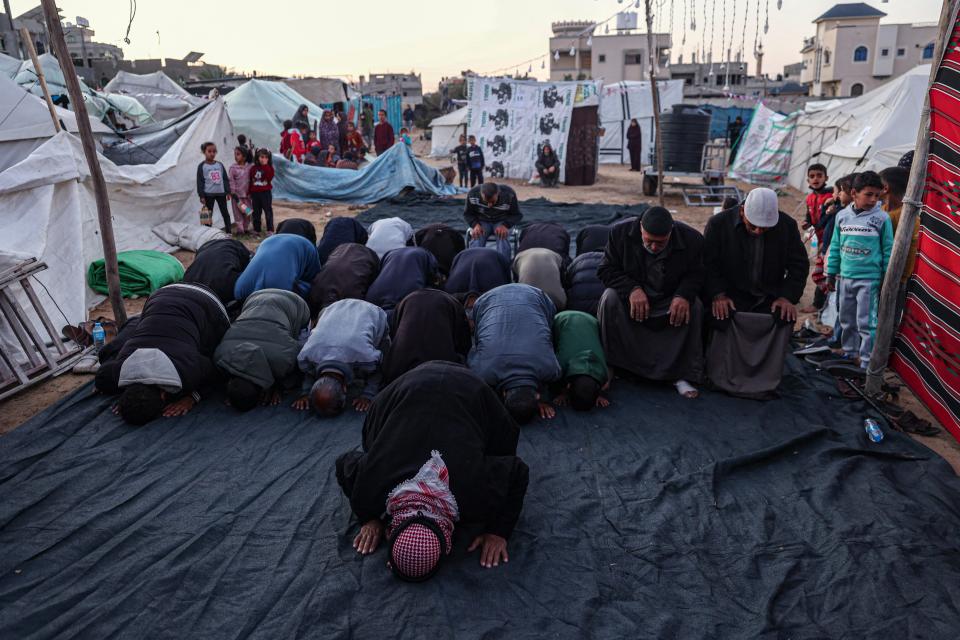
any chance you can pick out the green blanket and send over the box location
[87,250,184,298]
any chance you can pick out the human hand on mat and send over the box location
[596,395,610,408]
[163,396,195,417]
[354,519,383,555]
[468,534,508,568]
[494,225,509,239]
[771,297,798,323]
[628,287,649,322]
[470,224,483,239]
[261,389,281,406]
[292,395,311,411]
[669,297,690,326]
[712,294,736,320]
[354,397,372,413]
[552,392,568,407]
[538,401,555,420]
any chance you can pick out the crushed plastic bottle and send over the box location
[864,418,884,443]
[92,322,106,351]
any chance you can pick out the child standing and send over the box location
[825,171,893,368]
[229,146,253,235]
[399,128,412,147]
[196,142,232,232]
[306,130,322,156]
[466,134,485,187]
[249,148,275,236]
[805,173,853,314]
[452,134,469,188]
[803,163,833,242]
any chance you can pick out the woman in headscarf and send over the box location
[626,118,643,171]
[319,110,341,154]
[292,104,311,132]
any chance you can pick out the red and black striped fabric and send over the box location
[891,20,960,440]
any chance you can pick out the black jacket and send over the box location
[414,223,466,275]
[95,283,231,396]
[307,243,380,316]
[564,251,605,315]
[535,151,560,174]
[182,238,251,305]
[366,247,439,311]
[597,216,705,304]
[275,218,317,245]
[702,207,809,304]
[316,217,368,265]
[463,184,522,228]
[335,361,529,539]
[381,289,472,384]
[518,222,571,266]
[444,248,512,298]
[452,143,469,166]
[626,125,643,150]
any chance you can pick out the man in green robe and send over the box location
[552,310,611,411]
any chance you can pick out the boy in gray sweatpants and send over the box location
[825,171,893,368]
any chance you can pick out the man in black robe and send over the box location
[275,218,317,245]
[381,289,472,384]
[182,238,251,308]
[366,247,439,312]
[444,248,512,306]
[517,221,571,267]
[597,207,706,398]
[414,223,466,275]
[95,283,231,425]
[335,361,529,580]
[316,217,369,265]
[307,243,381,317]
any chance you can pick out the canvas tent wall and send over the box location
[729,104,798,186]
[104,71,204,121]
[0,51,19,79]
[0,99,234,329]
[429,107,468,157]
[0,73,112,173]
[224,79,320,151]
[284,78,356,106]
[787,66,930,189]
[597,80,684,164]
[101,102,223,166]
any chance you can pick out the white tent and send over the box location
[786,66,929,189]
[598,80,685,164]
[428,107,468,157]
[104,71,205,121]
[729,104,799,186]
[0,98,235,328]
[0,51,20,79]
[224,79,320,151]
[0,73,112,173]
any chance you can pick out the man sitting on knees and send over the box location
[468,283,561,423]
[552,310,611,410]
[214,289,311,410]
[597,206,706,398]
[444,248,512,303]
[702,187,808,397]
[95,283,231,424]
[335,361,529,579]
[307,243,381,317]
[295,298,390,414]
[512,247,567,311]
[233,233,320,302]
[365,247,439,312]
[463,182,522,260]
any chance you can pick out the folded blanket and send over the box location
[87,250,185,298]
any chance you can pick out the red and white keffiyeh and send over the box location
[386,451,460,578]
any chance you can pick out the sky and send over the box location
[9,0,943,89]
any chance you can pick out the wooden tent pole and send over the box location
[20,27,60,132]
[39,0,127,325]
[645,0,665,206]
[865,0,957,396]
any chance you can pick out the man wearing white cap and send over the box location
[702,187,809,397]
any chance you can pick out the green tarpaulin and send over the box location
[87,250,184,298]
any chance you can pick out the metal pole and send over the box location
[864,0,957,396]
[20,27,60,132]
[39,0,127,325]
[645,0,665,206]
[2,0,21,58]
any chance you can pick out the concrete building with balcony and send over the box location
[800,3,938,98]
[548,20,671,82]
[359,73,423,105]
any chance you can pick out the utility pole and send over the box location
[865,0,957,396]
[39,0,127,325]
[2,0,22,58]
[645,0,665,206]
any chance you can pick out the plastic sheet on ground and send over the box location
[1,358,959,637]
[272,143,463,204]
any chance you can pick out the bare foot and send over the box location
[674,380,699,399]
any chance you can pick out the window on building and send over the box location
[881,48,889,57]
[598,54,606,63]
[850,83,864,97]
[897,48,906,57]
[823,50,831,65]
[624,53,644,65]
[923,43,935,60]
[853,46,868,62]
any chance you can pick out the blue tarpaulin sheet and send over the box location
[272,143,463,204]
[701,104,755,141]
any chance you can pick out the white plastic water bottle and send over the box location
[811,234,818,252]
[92,322,106,351]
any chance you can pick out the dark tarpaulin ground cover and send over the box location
[2,357,960,639]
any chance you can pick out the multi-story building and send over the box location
[548,20,671,82]
[800,3,938,98]
[359,73,423,105]
[669,60,750,90]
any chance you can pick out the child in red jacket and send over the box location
[249,149,275,236]
[803,163,833,242]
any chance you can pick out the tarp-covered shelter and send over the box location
[729,103,798,186]
[101,102,225,166]
[0,99,234,328]
[224,79,320,151]
[787,66,930,189]
[284,77,357,106]
[104,70,205,121]
[428,107,468,157]
[0,51,20,78]
[0,73,112,173]
[598,80,684,164]
[273,142,462,203]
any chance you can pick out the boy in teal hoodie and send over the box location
[825,171,893,368]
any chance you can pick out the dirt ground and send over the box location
[3,142,958,474]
